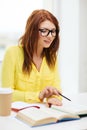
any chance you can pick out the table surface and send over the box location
[0,92,87,130]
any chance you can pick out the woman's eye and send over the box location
[42,30,47,33]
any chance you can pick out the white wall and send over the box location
[79,0,87,92]
[56,0,87,94]
[0,0,43,33]
[58,0,79,94]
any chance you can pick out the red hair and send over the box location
[19,9,60,74]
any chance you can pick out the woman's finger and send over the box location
[47,98,62,107]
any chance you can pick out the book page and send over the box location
[17,107,56,121]
[40,107,79,119]
[51,102,87,115]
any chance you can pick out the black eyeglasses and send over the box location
[39,28,57,37]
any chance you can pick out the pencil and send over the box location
[58,92,71,101]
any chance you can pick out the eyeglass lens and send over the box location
[39,28,57,37]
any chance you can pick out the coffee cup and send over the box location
[0,88,13,116]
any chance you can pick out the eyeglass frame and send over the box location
[39,28,58,37]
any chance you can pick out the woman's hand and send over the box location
[46,97,62,107]
[39,86,61,101]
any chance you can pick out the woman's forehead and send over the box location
[39,20,56,29]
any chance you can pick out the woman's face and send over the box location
[38,20,56,49]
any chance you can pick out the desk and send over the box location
[0,92,87,130]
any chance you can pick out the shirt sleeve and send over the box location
[12,90,41,103]
[1,47,16,88]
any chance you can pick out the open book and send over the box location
[13,101,87,127]
[13,101,80,127]
[51,102,87,117]
[15,106,80,127]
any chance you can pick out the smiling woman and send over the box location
[1,9,62,107]
[1,0,85,98]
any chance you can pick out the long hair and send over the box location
[19,9,60,74]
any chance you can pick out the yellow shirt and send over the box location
[1,45,62,103]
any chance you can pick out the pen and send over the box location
[58,92,71,101]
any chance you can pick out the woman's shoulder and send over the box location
[5,45,23,55]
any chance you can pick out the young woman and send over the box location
[1,9,62,106]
